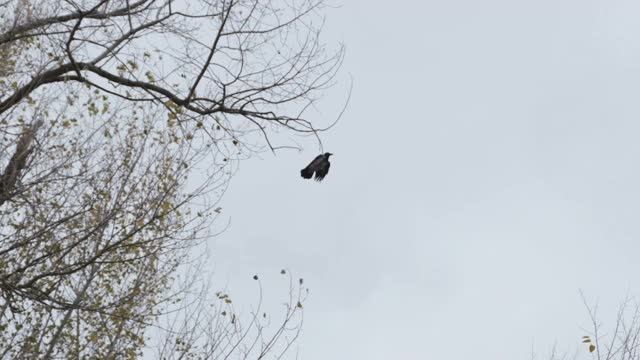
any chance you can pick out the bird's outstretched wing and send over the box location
[314,161,330,181]
[300,155,324,179]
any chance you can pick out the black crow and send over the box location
[300,153,333,181]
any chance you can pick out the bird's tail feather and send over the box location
[300,167,313,179]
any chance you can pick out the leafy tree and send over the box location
[0,0,341,357]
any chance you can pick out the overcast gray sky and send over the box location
[208,1,640,358]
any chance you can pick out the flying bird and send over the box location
[300,153,333,181]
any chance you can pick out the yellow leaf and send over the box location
[589,344,596,353]
[161,201,172,213]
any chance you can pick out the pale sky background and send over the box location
[208,1,640,359]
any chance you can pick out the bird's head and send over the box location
[324,152,333,158]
